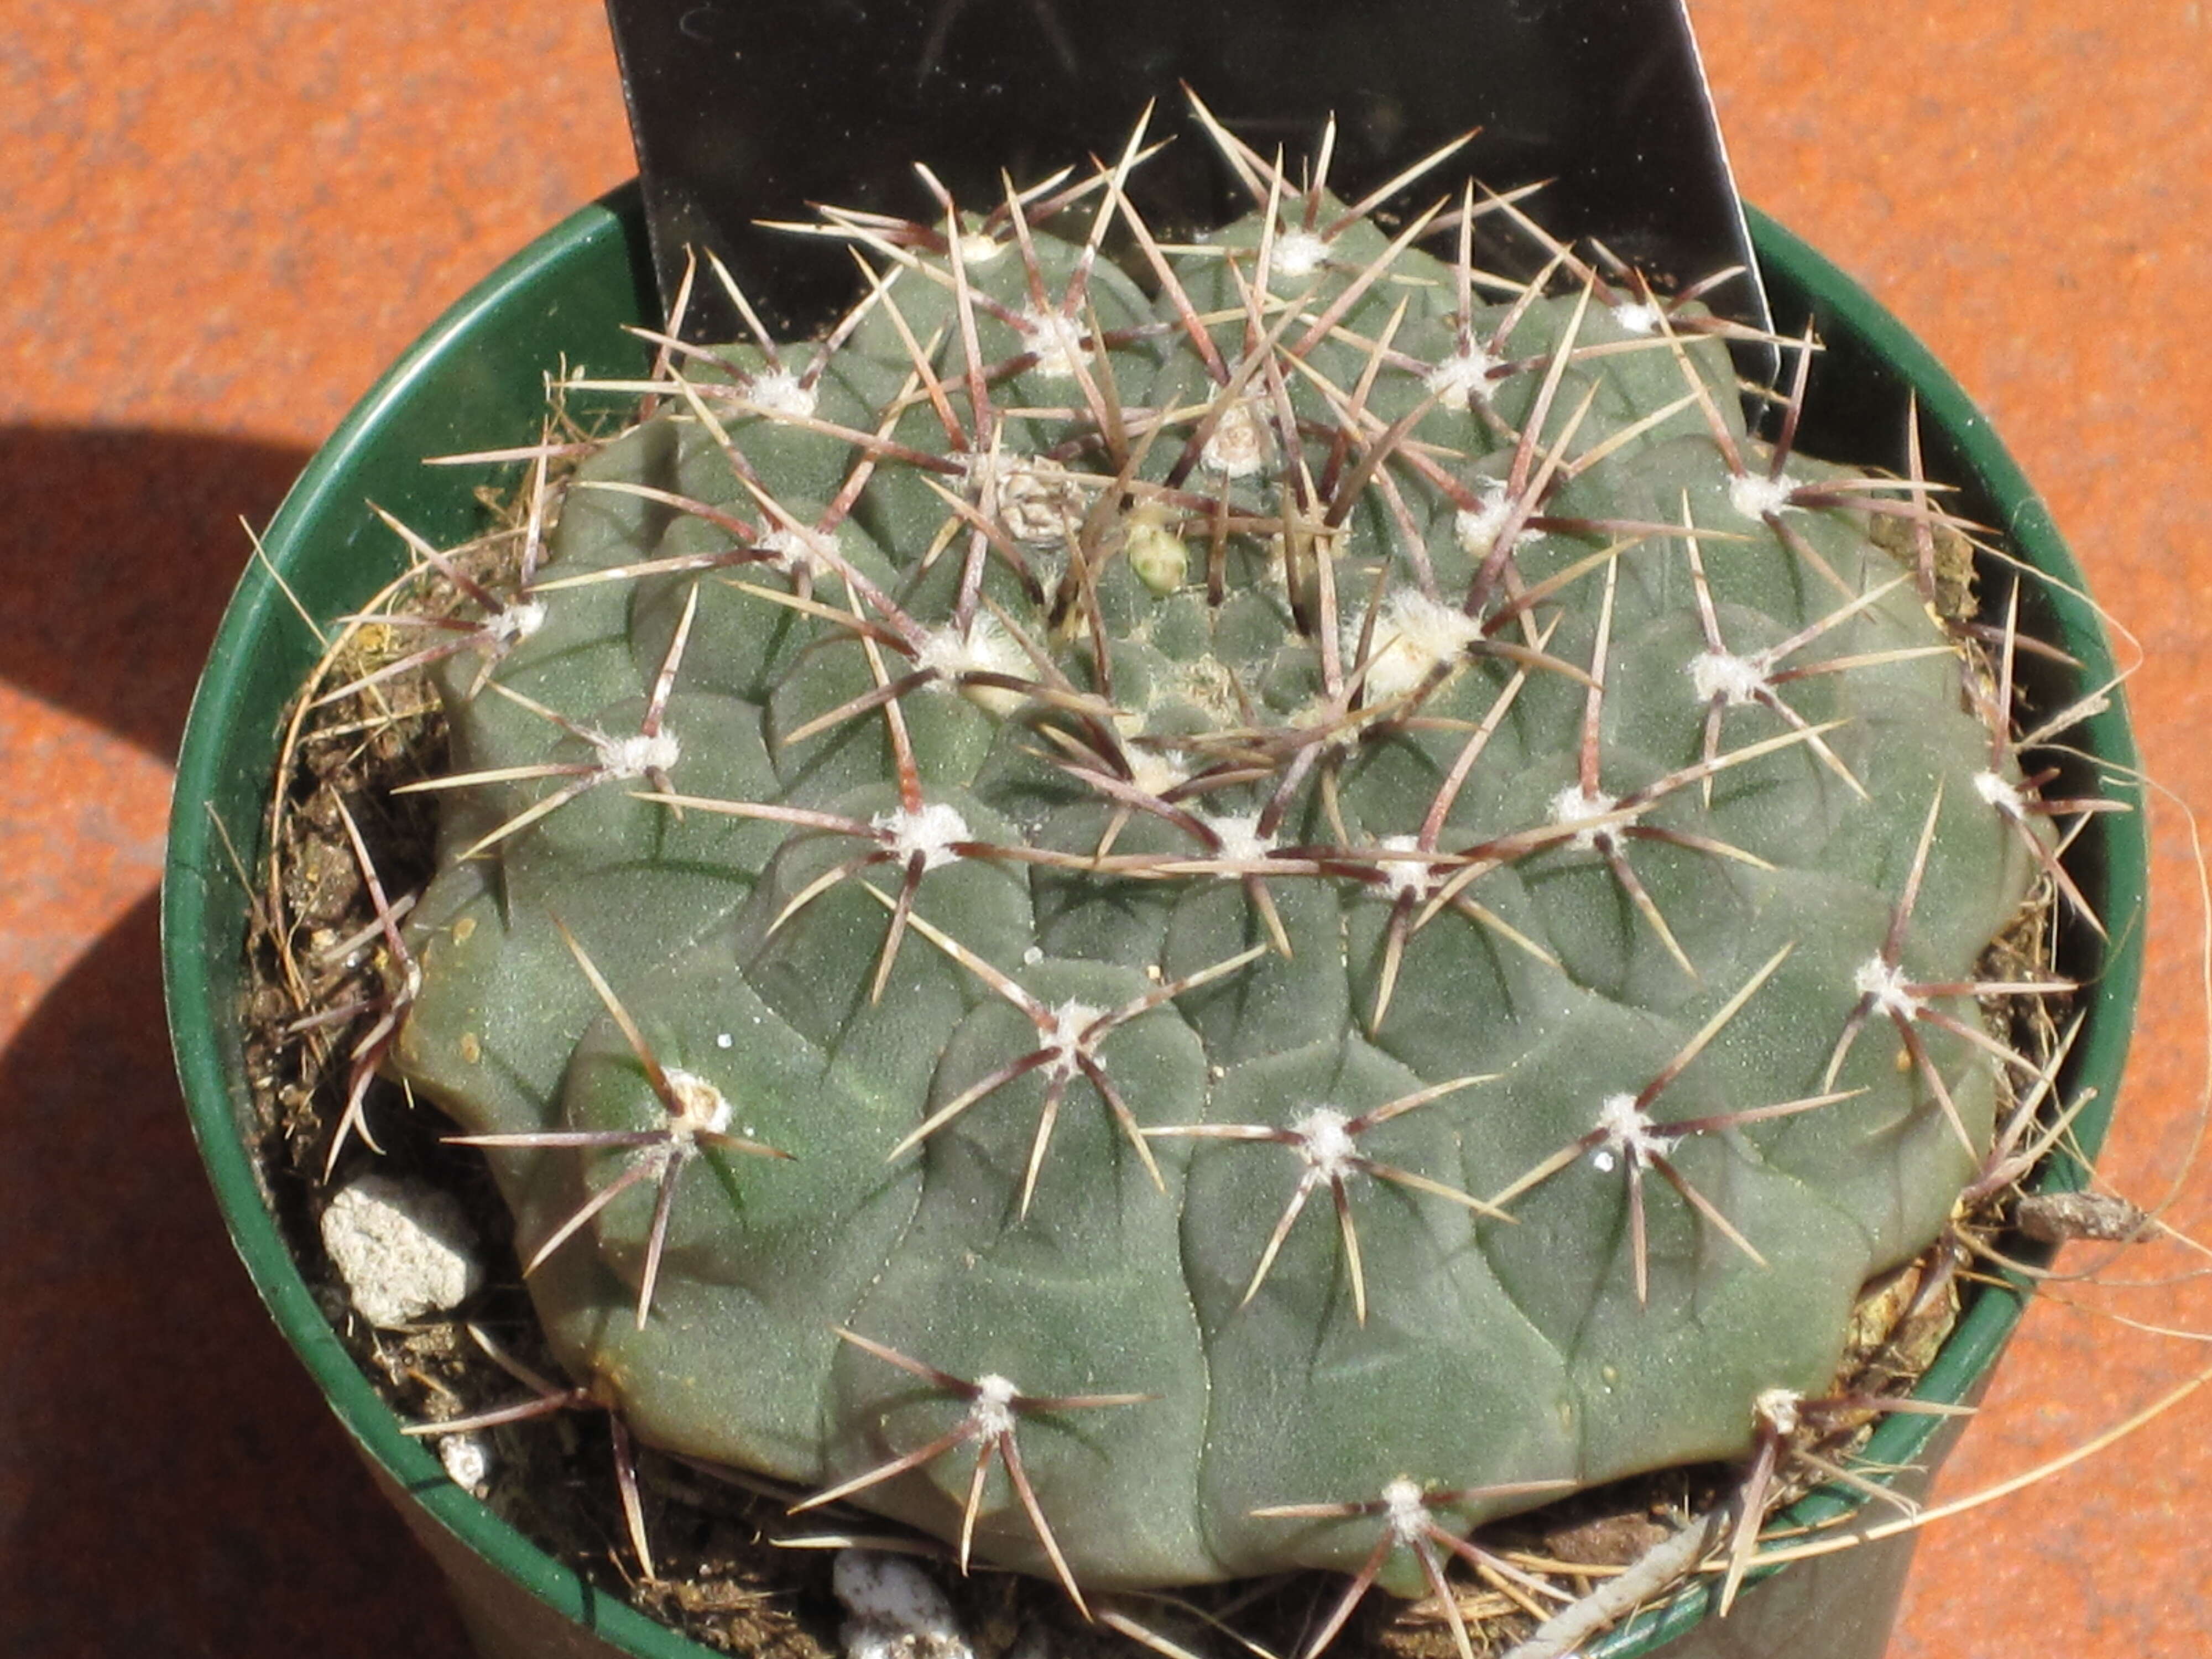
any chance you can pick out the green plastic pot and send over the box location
[163,181,2145,1659]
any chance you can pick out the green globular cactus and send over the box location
[383,115,2060,1612]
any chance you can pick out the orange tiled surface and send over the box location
[3,3,2208,1654]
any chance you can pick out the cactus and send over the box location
[375,108,2065,1619]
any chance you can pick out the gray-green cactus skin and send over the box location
[389,140,2042,1597]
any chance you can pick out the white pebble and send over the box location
[438,1432,494,1494]
[833,1551,973,1659]
[320,1173,483,1328]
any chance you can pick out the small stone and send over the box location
[438,1432,494,1495]
[320,1173,483,1327]
[833,1550,973,1659]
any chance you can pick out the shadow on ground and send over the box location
[0,890,473,1657]
[0,425,311,760]
[0,426,472,1654]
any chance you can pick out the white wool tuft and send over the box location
[1352,588,1485,703]
[1199,810,1271,868]
[1382,1478,1431,1543]
[956,231,1006,267]
[484,600,544,647]
[968,1374,1020,1439]
[599,729,681,779]
[1755,1387,1804,1436]
[1690,649,1768,707]
[1974,769,2024,816]
[1728,471,1798,521]
[872,801,972,872]
[1453,477,1538,557]
[1291,1108,1360,1181]
[1424,346,1499,411]
[1374,832,1439,901]
[1854,955,1921,1020]
[917,616,1031,716]
[1042,1000,1105,1078]
[1270,229,1330,279]
[1549,783,1619,852]
[744,367,817,418]
[1612,299,1664,336]
[1593,1092,1676,1170]
[1018,307,1089,378]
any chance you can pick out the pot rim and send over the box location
[161,182,2147,1659]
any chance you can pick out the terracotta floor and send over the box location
[4,3,2208,1654]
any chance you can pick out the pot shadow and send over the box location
[0,426,469,1653]
[0,890,473,1657]
[0,424,311,762]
